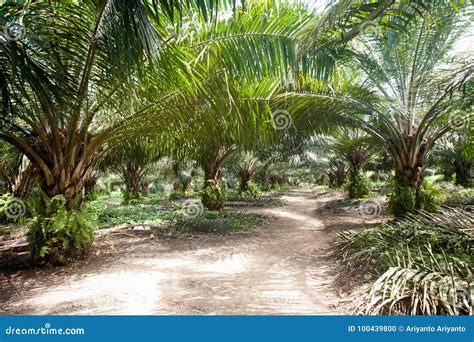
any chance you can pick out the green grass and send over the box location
[225,189,285,207]
[165,210,268,235]
[443,187,474,206]
[96,200,268,237]
[226,196,284,207]
[98,204,166,227]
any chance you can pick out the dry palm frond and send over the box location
[364,248,472,315]
[336,206,473,315]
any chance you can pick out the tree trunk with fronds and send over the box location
[122,166,142,203]
[200,148,230,210]
[84,174,98,201]
[344,147,370,199]
[388,136,436,216]
[21,131,94,211]
[141,178,150,196]
[240,170,254,192]
[453,159,472,188]
[8,131,97,264]
[327,160,347,189]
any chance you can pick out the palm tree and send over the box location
[0,0,214,208]
[0,0,234,262]
[99,138,162,203]
[432,132,473,188]
[279,4,473,215]
[167,68,276,209]
[332,131,375,198]
[326,158,349,188]
[234,152,261,192]
[171,160,196,193]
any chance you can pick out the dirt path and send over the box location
[1,188,361,315]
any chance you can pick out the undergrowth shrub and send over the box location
[239,181,261,199]
[167,211,266,235]
[344,171,370,199]
[335,207,473,315]
[122,188,141,204]
[98,203,164,227]
[201,180,227,210]
[169,190,196,201]
[443,186,474,206]
[28,195,97,264]
[388,178,444,216]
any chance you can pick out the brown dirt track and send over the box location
[0,187,381,315]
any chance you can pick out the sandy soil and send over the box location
[0,187,382,315]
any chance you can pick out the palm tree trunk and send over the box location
[141,178,150,196]
[179,174,192,192]
[345,150,370,199]
[453,159,472,188]
[84,175,98,201]
[390,162,428,216]
[40,170,86,211]
[29,160,94,264]
[346,168,370,199]
[123,168,141,203]
[240,171,252,192]
[201,150,228,210]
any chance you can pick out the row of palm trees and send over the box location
[280,3,473,214]
[1,0,472,261]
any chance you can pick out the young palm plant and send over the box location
[336,207,473,315]
[234,152,261,193]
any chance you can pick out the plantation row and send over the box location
[0,0,472,315]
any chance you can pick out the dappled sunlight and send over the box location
[269,209,324,230]
[200,252,250,274]
[270,210,311,222]
[128,256,194,270]
[20,271,164,315]
[1,189,361,315]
